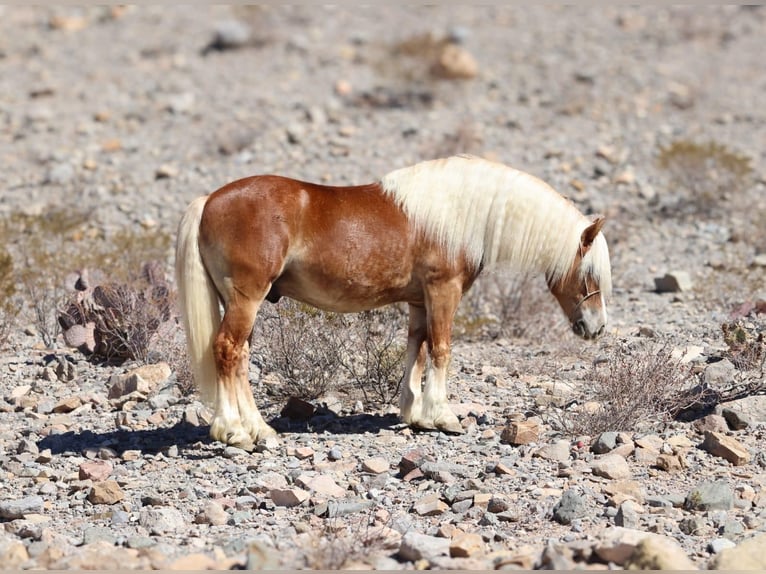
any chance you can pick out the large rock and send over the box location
[0,495,44,519]
[684,480,733,511]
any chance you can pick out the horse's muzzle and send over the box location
[573,319,605,340]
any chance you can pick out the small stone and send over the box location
[155,164,179,179]
[591,431,618,454]
[614,500,641,528]
[362,457,390,474]
[327,447,343,461]
[694,414,729,434]
[17,438,39,455]
[708,537,737,554]
[655,453,687,472]
[0,539,29,569]
[591,453,632,479]
[88,480,125,505]
[46,162,75,185]
[431,43,478,79]
[500,420,539,445]
[654,271,693,293]
[625,536,698,570]
[534,440,571,462]
[398,448,433,475]
[398,531,450,562]
[701,431,751,466]
[79,460,113,481]
[195,500,229,526]
[292,446,314,460]
[0,495,44,519]
[709,532,766,570]
[413,493,448,516]
[139,507,186,535]
[704,359,736,387]
[552,489,589,525]
[108,373,151,400]
[270,488,309,507]
[297,475,346,498]
[53,396,82,413]
[449,532,484,558]
[209,19,252,50]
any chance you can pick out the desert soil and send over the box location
[1,5,766,570]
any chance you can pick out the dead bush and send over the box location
[304,509,398,570]
[557,340,699,435]
[251,301,406,407]
[58,262,173,364]
[456,271,564,341]
[336,307,406,406]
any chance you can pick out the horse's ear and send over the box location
[581,216,605,251]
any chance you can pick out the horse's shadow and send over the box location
[37,412,402,458]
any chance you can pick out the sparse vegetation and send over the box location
[556,340,699,435]
[251,301,406,408]
[0,206,172,351]
[58,262,174,364]
[456,271,564,341]
[656,139,755,218]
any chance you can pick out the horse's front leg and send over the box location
[399,304,427,425]
[413,281,464,434]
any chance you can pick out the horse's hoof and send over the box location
[435,418,465,435]
[409,419,437,432]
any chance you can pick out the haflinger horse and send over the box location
[176,155,612,450]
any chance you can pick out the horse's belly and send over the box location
[271,262,419,313]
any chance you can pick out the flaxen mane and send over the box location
[381,155,612,295]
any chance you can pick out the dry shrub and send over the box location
[456,271,564,341]
[722,310,766,372]
[559,340,699,435]
[251,301,406,407]
[304,510,398,570]
[58,262,174,364]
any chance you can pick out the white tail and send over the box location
[175,195,220,406]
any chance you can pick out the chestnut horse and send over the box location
[176,155,612,449]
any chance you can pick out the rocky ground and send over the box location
[1,5,766,570]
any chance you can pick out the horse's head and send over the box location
[548,216,611,340]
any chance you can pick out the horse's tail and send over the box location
[175,195,220,406]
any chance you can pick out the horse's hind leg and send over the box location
[399,304,427,425]
[211,291,274,449]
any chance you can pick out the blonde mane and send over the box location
[381,155,612,294]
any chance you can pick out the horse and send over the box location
[175,155,612,450]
